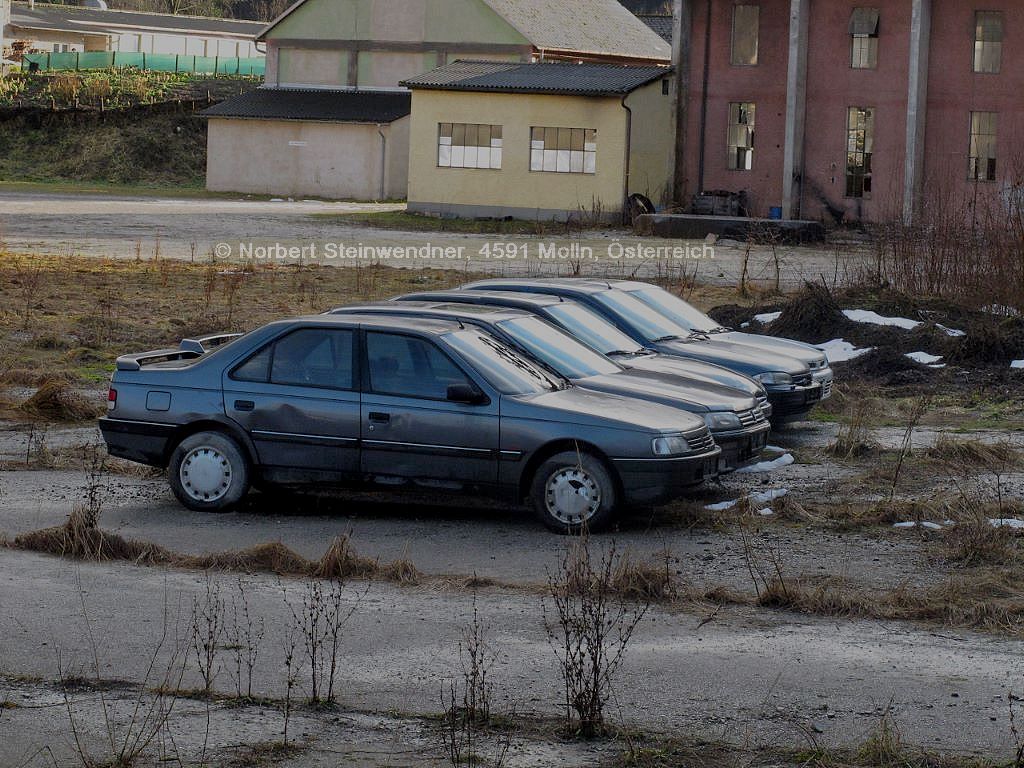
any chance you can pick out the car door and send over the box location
[223,326,360,481]
[360,330,499,489]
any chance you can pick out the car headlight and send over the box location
[652,435,690,456]
[754,372,793,386]
[704,412,742,430]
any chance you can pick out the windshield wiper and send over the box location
[707,326,732,334]
[651,335,684,343]
[605,349,646,358]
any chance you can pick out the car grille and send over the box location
[756,394,770,410]
[683,427,716,454]
[793,373,813,387]
[738,408,768,427]
[822,379,833,398]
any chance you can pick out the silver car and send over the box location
[100,315,721,533]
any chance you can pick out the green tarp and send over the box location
[22,52,265,76]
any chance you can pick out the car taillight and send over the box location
[107,388,117,411]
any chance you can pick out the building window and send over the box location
[437,123,503,170]
[530,127,597,174]
[969,111,997,182]
[974,11,1003,74]
[731,5,760,66]
[849,8,879,69]
[846,107,875,199]
[727,102,755,170]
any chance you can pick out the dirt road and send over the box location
[0,189,866,288]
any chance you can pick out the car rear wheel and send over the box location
[169,431,250,512]
[528,451,617,534]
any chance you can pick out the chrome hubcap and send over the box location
[179,446,232,503]
[544,466,601,526]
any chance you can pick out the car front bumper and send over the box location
[812,367,834,400]
[99,417,176,467]
[766,383,823,420]
[612,447,722,506]
[713,423,771,472]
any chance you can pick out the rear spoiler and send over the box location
[115,333,243,372]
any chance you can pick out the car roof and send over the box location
[332,301,535,324]
[464,278,611,296]
[396,290,570,309]
[272,313,468,336]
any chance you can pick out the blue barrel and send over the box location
[768,206,783,220]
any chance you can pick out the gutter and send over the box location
[621,93,633,225]
[377,125,387,201]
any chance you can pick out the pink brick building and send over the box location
[670,0,1023,224]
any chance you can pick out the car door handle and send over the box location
[233,400,255,412]
[368,412,390,423]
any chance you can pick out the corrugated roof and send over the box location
[402,60,669,96]
[637,14,673,44]
[10,1,263,38]
[202,88,411,123]
[479,0,670,60]
[257,0,670,61]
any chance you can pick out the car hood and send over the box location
[624,354,763,396]
[654,338,809,377]
[575,372,757,414]
[504,387,706,433]
[714,331,828,367]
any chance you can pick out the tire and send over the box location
[528,451,618,534]
[168,431,251,513]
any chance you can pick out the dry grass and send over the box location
[925,434,1023,469]
[18,380,101,422]
[610,550,678,601]
[12,505,172,564]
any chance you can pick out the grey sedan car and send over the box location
[330,301,770,472]
[99,315,721,532]
[460,278,823,421]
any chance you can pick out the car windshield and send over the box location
[496,317,621,379]
[444,329,564,395]
[627,286,720,332]
[544,303,647,356]
[592,290,692,343]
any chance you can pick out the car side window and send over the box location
[232,328,354,390]
[366,332,472,400]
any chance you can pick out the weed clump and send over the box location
[13,505,171,564]
[19,380,100,422]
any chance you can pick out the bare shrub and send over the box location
[827,396,877,459]
[189,574,226,695]
[226,577,265,700]
[286,578,360,704]
[440,586,513,768]
[543,531,649,737]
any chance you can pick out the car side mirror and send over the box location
[447,383,487,405]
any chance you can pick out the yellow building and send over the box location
[403,60,673,222]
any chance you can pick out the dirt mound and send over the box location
[20,380,101,421]
[768,284,846,343]
[944,317,1024,367]
[839,347,931,386]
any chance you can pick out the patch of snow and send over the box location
[765,445,786,454]
[983,304,1021,317]
[843,309,921,330]
[893,521,917,529]
[906,351,943,365]
[1011,360,1024,370]
[735,454,795,474]
[936,324,966,338]
[753,311,782,325]
[750,488,789,505]
[756,508,775,517]
[815,339,875,363]
[990,518,1024,530]
[705,499,738,512]
[740,322,750,329]
[893,521,945,531]
[270,198,285,202]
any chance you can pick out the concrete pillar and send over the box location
[903,0,932,224]
[671,0,693,206]
[781,0,809,220]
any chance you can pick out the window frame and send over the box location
[730,4,760,67]
[973,11,1003,74]
[968,111,998,183]
[529,126,598,175]
[845,106,875,200]
[361,330,481,403]
[727,102,756,171]
[437,122,503,171]
[229,327,359,393]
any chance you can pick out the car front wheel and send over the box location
[528,451,617,534]
[169,431,251,512]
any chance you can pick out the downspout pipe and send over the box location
[377,125,387,201]
[621,94,633,225]
[696,0,711,192]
